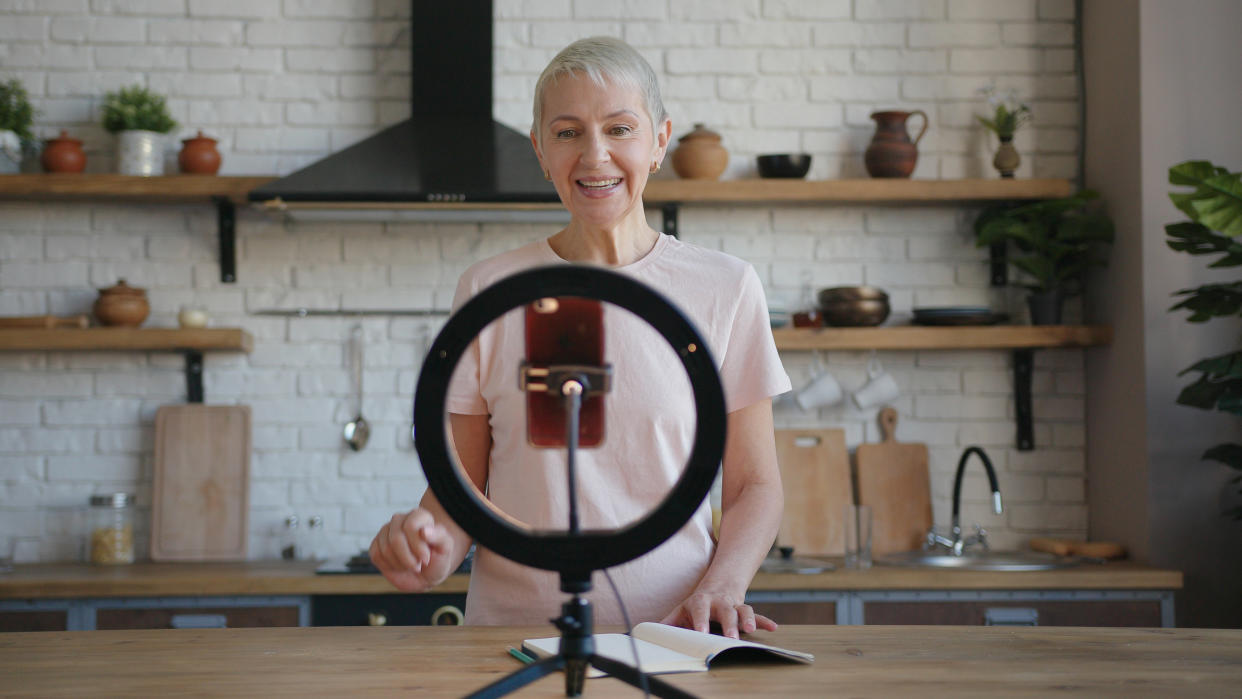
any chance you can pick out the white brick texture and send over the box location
[0,0,1086,559]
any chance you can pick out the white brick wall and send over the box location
[0,0,1086,562]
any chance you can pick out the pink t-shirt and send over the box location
[445,233,790,625]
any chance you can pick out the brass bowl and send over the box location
[820,298,890,327]
[818,285,889,305]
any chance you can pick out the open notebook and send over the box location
[521,622,814,678]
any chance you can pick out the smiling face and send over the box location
[532,71,671,231]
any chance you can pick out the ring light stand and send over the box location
[414,266,726,698]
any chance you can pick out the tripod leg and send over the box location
[466,655,565,699]
[589,654,700,699]
[564,657,588,697]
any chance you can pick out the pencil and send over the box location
[507,646,535,665]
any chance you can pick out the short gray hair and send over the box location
[532,36,667,144]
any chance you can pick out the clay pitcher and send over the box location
[864,110,928,178]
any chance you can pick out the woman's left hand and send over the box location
[659,589,777,639]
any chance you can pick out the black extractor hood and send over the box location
[249,0,558,207]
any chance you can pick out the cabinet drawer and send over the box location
[95,605,301,630]
[312,593,466,627]
[748,601,837,625]
[0,610,69,632]
[863,600,1162,627]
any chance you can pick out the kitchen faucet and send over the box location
[926,446,1004,556]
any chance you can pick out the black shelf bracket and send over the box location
[185,350,205,403]
[989,242,1007,286]
[662,203,680,239]
[214,196,237,283]
[1013,348,1034,451]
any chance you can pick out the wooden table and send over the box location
[3,625,1239,696]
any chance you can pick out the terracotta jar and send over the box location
[864,110,928,178]
[93,279,150,327]
[42,130,86,173]
[178,131,221,175]
[671,123,728,180]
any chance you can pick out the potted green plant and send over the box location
[101,85,177,176]
[976,85,1032,178]
[1165,160,1242,518]
[974,189,1115,324]
[0,78,36,174]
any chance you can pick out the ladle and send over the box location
[343,324,371,451]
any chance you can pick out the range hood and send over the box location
[249,0,560,214]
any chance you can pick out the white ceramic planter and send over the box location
[0,130,21,174]
[117,129,164,176]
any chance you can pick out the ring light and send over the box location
[413,265,726,575]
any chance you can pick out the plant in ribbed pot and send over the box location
[974,190,1115,324]
[101,85,177,176]
[0,78,36,174]
[1165,160,1242,518]
[976,85,1031,179]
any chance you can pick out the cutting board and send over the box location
[151,405,250,561]
[855,407,933,554]
[774,428,852,556]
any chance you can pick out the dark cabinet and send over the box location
[862,600,1163,627]
[0,610,69,632]
[312,593,467,627]
[95,605,301,630]
[748,601,836,625]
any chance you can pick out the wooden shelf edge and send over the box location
[0,175,1072,207]
[772,325,1112,351]
[643,178,1073,204]
[0,327,253,352]
[0,174,273,204]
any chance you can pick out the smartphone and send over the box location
[524,296,605,448]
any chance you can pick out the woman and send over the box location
[369,37,790,639]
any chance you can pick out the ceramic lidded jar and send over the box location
[93,279,150,327]
[178,130,221,175]
[42,130,87,173]
[671,123,728,180]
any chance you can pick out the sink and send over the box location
[876,550,1082,571]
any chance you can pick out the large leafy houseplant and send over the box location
[974,189,1116,323]
[1165,160,1242,518]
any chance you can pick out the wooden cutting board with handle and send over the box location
[774,428,852,556]
[855,406,933,554]
[151,405,250,561]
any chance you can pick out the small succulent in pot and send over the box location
[0,78,37,173]
[101,85,178,176]
[976,85,1032,178]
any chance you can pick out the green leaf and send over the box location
[1169,282,1242,321]
[1203,443,1242,471]
[1176,374,1228,409]
[1166,221,1242,266]
[1178,351,1242,379]
[1167,161,1242,237]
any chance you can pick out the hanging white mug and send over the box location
[795,352,844,411]
[852,354,900,410]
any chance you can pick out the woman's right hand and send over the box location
[369,508,455,592]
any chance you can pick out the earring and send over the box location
[543,170,551,180]
[650,162,661,174]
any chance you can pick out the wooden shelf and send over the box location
[642,178,1072,204]
[0,174,272,205]
[772,325,1112,351]
[0,175,1072,207]
[0,328,253,352]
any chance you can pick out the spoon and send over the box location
[343,324,370,451]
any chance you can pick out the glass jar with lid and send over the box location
[88,493,135,565]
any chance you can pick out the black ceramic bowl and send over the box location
[757,153,812,179]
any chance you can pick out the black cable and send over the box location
[603,567,649,699]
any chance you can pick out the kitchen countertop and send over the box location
[3,624,1237,696]
[0,559,1182,600]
